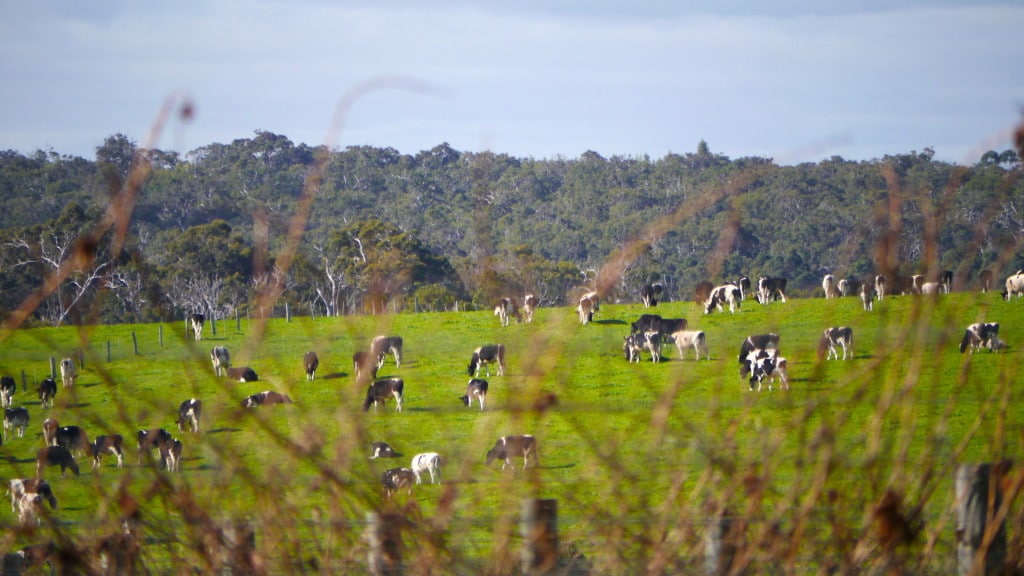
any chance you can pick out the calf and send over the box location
[0,375,15,407]
[9,478,57,513]
[468,344,506,377]
[746,349,789,391]
[225,366,259,382]
[667,330,709,361]
[757,276,788,303]
[738,334,780,379]
[411,452,442,484]
[959,322,1002,354]
[363,378,404,412]
[56,426,90,457]
[822,274,839,299]
[303,351,319,381]
[460,378,489,410]
[60,357,77,388]
[159,438,183,472]
[382,467,416,498]
[705,284,741,314]
[623,332,647,363]
[494,297,519,326]
[369,442,399,459]
[353,351,379,383]
[576,291,600,325]
[191,313,205,340]
[176,398,202,433]
[210,346,231,377]
[36,445,79,478]
[370,335,403,369]
[38,377,57,408]
[90,434,125,469]
[640,283,663,308]
[522,294,539,323]
[242,391,293,408]
[42,418,59,446]
[486,435,538,470]
[819,327,854,360]
[3,407,29,440]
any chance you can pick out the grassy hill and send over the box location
[1,290,1021,573]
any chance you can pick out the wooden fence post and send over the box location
[521,498,559,575]
[211,315,217,336]
[78,348,84,370]
[132,332,139,356]
[49,357,56,380]
[285,303,291,322]
[365,512,404,576]
[159,325,164,347]
[107,341,112,362]
[20,370,27,393]
[236,310,241,332]
[956,463,1007,575]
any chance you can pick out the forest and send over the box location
[0,131,1021,326]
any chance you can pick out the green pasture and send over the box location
[1,291,1021,572]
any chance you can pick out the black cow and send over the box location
[460,378,489,410]
[468,345,506,377]
[640,283,663,308]
[36,445,79,478]
[630,314,663,335]
[211,346,231,377]
[56,426,90,457]
[38,377,57,408]
[363,378,404,412]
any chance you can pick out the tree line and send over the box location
[0,131,1021,326]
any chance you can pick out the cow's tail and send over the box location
[959,330,971,353]
[468,354,479,377]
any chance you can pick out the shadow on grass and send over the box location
[208,427,242,434]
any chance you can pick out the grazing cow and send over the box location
[746,349,789,391]
[460,378,489,410]
[56,426,90,457]
[210,346,231,377]
[705,284,742,314]
[738,334,781,379]
[822,274,839,299]
[90,434,125,469]
[757,276,788,303]
[370,442,399,459]
[242,391,293,408]
[159,438,183,472]
[42,418,58,446]
[370,335,403,369]
[137,428,173,462]
[303,351,319,381]
[979,270,994,293]
[225,366,259,382]
[191,313,205,340]
[38,377,57,408]
[381,467,416,498]
[9,478,57,513]
[411,452,442,484]
[576,291,600,325]
[486,435,538,470]
[959,323,1003,353]
[0,375,15,407]
[468,345,506,377]
[693,281,715,307]
[940,270,954,293]
[176,398,202,433]
[860,283,876,311]
[630,314,663,335]
[353,351,379,383]
[15,492,44,526]
[522,294,539,323]
[667,330,710,361]
[623,332,646,363]
[1004,271,1024,299]
[36,445,79,478]
[3,407,29,440]
[59,357,77,388]
[363,378,404,412]
[819,327,854,360]
[640,283,663,308]
[494,297,519,326]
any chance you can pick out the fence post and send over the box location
[211,315,217,336]
[107,341,112,363]
[956,463,1007,575]
[20,370,27,393]
[521,498,559,575]
[159,325,164,347]
[705,509,743,576]
[236,310,241,332]
[132,332,139,356]
[49,357,56,380]
[78,348,84,370]
[285,303,291,322]
[365,512,404,576]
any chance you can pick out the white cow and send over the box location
[411,452,442,484]
[1005,271,1024,299]
[667,330,709,361]
[822,274,839,299]
[60,358,77,388]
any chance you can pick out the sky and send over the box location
[1,1,1022,166]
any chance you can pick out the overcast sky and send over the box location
[2,1,1022,165]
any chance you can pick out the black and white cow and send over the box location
[242,391,293,408]
[705,284,741,314]
[1005,271,1024,299]
[176,398,202,433]
[494,297,519,326]
[353,351,379,383]
[136,428,174,461]
[190,313,205,341]
[757,276,788,303]
[959,322,1004,353]
[666,330,710,361]
[460,378,489,410]
[576,291,600,325]
[860,282,876,311]
[159,438,183,472]
[738,334,781,379]
[363,378,404,412]
[838,277,863,298]
[0,375,15,408]
[640,283,663,308]
[469,345,506,377]
[303,351,319,381]
[90,434,125,469]
[3,407,29,440]
[369,442,399,459]
[822,274,839,299]
[745,348,789,391]
[382,467,417,498]
[38,377,57,408]
[411,452,442,484]
[941,270,954,294]
[226,366,259,382]
[9,478,57,513]
[522,294,539,323]
[911,274,926,294]
[210,346,231,377]
[59,357,77,388]
[42,418,58,446]
[819,327,854,360]
[735,277,752,301]
[874,274,887,300]
[36,445,79,478]
[623,331,662,363]
[979,270,994,293]
[370,335,403,369]
[56,426,90,457]
[486,435,538,470]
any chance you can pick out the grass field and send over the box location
[1,291,1022,573]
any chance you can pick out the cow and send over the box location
[735,277,752,301]
[757,276,788,303]
[822,274,839,299]
[42,418,58,446]
[363,378,404,412]
[369,442,399,459]
[353,351,378,383]
[630,314,664,335]
[838,277,863,298]
[382,467,416,498]
[746,348,789,391]
[666,330,710,361]
[136,428,173,462]
[486,435,538,470]
[693,281,715,307]
[819,327,854,360]
[36,445,79,478]
[3,407,29,440]
[159,438,183,472]
[738,334,781,379]
[176,398,202,433]
[60,357,77,388]
[920,281,941,295]
[874,275,888,300]
[370,335,403,369]
[242,391,293,408]
[522,294,540,323]
[90,434,125,469]
[0,375,15,407]
[911,274,926,294]
[494,297,519,326]
[468,345,506,377]
[56,426,90,457]
[576,291,600,325]
[1004,271,1024,299]
[14,492,43,526]
[303,351,319,381]
[460,378,489,410]
[860,283,876,311]
[979,270,994,293]
[882,274,916,297]
[411,452,442,484]
[940,270,954,294]
[225,366,259,382]
[38,377,57,408]
[959,323,1003,354]
[623,332,646,363]
[705,284,742,314]
[210,346,230,377]
[640,283,663,308]
[190,313,205,340]
[9,478,57,513]
[7,544,56,574]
